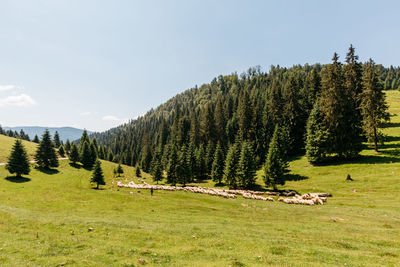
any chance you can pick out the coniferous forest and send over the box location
[89,46,393,189]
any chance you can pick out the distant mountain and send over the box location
[3,126,93,142]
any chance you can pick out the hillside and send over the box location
[0,135,37,163]
[3,126,93,142]
[0,91,398,266]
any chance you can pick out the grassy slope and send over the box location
[0,134,37,162]
[0,92,399,266]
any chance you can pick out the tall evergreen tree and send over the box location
[89,142,98,167]
[211,143,225,184]
[91,160,105,189]
[151,149,163,184]
[6,139,30,178]
[264,125,289,190]
[305,102,329,164]
[360,59,390,151]
[80,141,93,168]
[53,131,61,148]
[33,135,40,143]
[177,145,190,186]
[237,141,257,189]
[200,102,216,143]
[238,90,253,141]
[64,139,71,154]
[35,129,59,169]
[205,141,215,174]
[79,130,90,151]
[58,145,65,157]
[69,143,80,164]
[166,145,178,185]
[223,143,239,189]
[136,165,142,177]
[195,144,207,180]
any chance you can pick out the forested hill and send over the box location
[91,46,399,188]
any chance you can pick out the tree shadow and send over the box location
[35,167,59,175]
[315,154,400,166]
[91,187,106,190]
[69,162,82,169]
[5,176,31,183]
[283,173,308,181]
[381,122,400,128]
[214,182,226,187]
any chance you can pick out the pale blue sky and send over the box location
[0,0,399,131]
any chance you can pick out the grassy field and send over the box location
[0,134,37,162]
[0,91,399,266]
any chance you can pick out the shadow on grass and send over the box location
[35,167,59,175]
[5,176,31,183]
[69,162,82,169]
[91,187,106,190]
[315,154,400,166]
[283,173,308,181]
[382,122,400,128]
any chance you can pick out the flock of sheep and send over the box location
[116,181,332,206]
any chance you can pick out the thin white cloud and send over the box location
[0,94,37,107]
[80,111,92,116]
[102,115,127,122]
[0,85,16,91]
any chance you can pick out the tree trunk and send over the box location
[373,126,378,152]
[96,183,99,189]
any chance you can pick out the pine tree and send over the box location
[136,165,142,178]
[237,142,256,189]
[264,125,289,190]
[195,144,207,180]
[305,102,329,164]
[151,150,163,184]
[177,145,189,186]
[360,59,390,151]
[53,131,61,148]
[223,143,240,189]
[33,135,40,143]
[91,160,105,189]
[211,143,225,184]
[79,130,90,151]
[89,142,98,167]
[238,90,252,141]
[186,142,197,182]
[205,141,215,174]
[58,145,65,157]
[64,139,71,154]
[80,141,93,168]
[116,163,124,177]
[166,145,178,184]
[200,102,216,143]
[35,129,59,169]
[6,139,30,177]
[69,143,80,164]
[214,96,227,146]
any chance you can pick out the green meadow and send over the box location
[0,91,399,266]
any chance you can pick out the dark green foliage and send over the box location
[264,125,289,190]
[151,149,163,183]
[305,102,329,164]
[33,135,40,143]
[360,59,390,151]
[116,163,124,177]
[177,145,190,186]
[80,141,93,168]
[89,142,98,167]
[53,131,61,148]
[223,143,240,189]
[211,143,225,184]
[91,160,105,189]
[58,145,65,157]
[186,142,197,182]
[64,139,71,154]
[35,129,59,169]
[6,139,30,177]
[205,141,215,174]
[136,165,141,178]
[195,145,207,180]
[238,90,252,141]
[166,145,178,184]
[237,141,257,189]
[69,143,80,164]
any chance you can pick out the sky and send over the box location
[0,0,399,132]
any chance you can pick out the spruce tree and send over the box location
[237,141,257,189]
[80,141,93,168]
[264,125,289,190]
[35,129,59,169]
[79,130,90,151]
[91,160,105,189]
[360,59,390,151]
[211,143,225,184]
[177,145,189,186]
[116,163,124,177]
[58,145,65,157]
[195,144,207,180]
[69,143,80,164]
[151,150,163,184]
[238,90,253,141]
[136,165,142,177]
[166,145,178,184]
[33,135,40,143]
[6,139,30,177]
[200,102,216,143]
[89,142,98,167]
[205,141,215,174]
[64,139,71,154]
[223,143,239,189]
[186,142,197,182]
[53,131,61,148]
[305,102,329,164]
